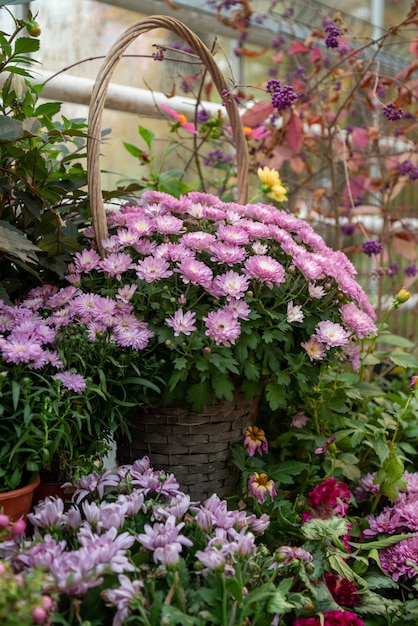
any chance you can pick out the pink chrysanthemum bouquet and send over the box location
[61,189,376,412]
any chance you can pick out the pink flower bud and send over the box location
[32,606,47,624]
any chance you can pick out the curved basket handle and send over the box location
[87,15,249,256]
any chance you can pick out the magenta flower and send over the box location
[160,103,199,135]
[303,477,351,521]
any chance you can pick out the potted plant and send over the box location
[0,287,124,506]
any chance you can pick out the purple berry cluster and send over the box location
[397,159,418,180]
[382,102,404,121]
[323,19,341,49]
[266,79,298,112]
[362,240,383,257]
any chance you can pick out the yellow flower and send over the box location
[257,166,288,202]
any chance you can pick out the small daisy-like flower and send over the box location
[257,166,288,202]
[165,309,197,336]
[301,337,326,361]
[160,103,199,135]
[286,301,304,323]
[244,425,268,457]
[52,371,87,394]
[248,472,277,504]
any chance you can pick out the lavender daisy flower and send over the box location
[52,371,87,394]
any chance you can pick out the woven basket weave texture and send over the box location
[117,395,254,500]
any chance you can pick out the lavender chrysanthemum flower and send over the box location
[136,256,173,283]
[52,371,87,394]
[212,270,249,300]
[176,257,213,288]
[105,574,144,626]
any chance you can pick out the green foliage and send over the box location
[0,11,91,300]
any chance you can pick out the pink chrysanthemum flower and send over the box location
[286,301,304,323]
[308,282,326,299]
[209,242,248,265]
[181,231,217,251]
[379,536,418,581]
[293,251,324,281]
[113,324,154,350]
[99,252,134,280]
[240,219,272,239]
[52,371,87,394]
[315,320,351,349]
[124,213,155,236]
[340,302,377,339]
[176,258,213,288]
[224,299,251,320]
[243,255,286,289]
[116,284,137,303]
[212,271,249,300]
[136,256,173,283]
[216,224,250,246]
[154,214,184,235]
[203,308,241,346]
[248,472,277,504]
[114,227,140,248]
[165,309,197,336]
[244,425,268,457]
[301,338,326,361]
[73,249,102,273]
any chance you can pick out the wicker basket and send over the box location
[87,16,252,500]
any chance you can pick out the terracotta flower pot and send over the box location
[0,475,40,521]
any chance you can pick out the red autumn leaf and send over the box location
[309,47,322,63]
[288,41,309,55]
[241,101,274,127]
[285,112,304,154]
[351,127,370,149]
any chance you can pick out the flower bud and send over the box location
[26,20,42,37]
[393,288,410,306]
[165,340,171,347]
